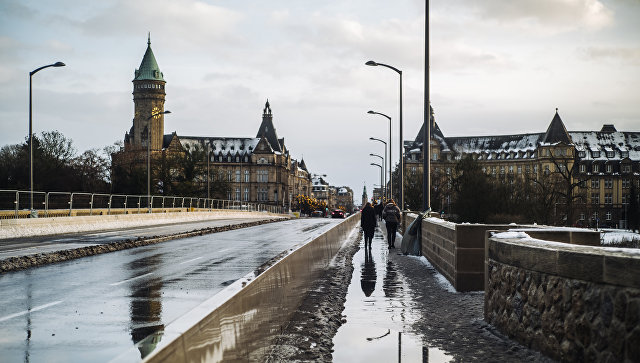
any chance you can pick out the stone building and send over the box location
[112,37,312,207]
[405,110,640,227]
[333,186,354,211]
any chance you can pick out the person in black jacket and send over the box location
[374,200,384,221]
[360,202,376,249]
[382,199,401,248]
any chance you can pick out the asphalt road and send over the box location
[0,217,341,363]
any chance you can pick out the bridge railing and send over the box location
[0,190,285,219]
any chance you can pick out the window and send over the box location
[578,151,586,158]
[517,166,522,174]
[606,164,612,173]
[606,211,612,221]
[526,165,531,173]
[622,165,631,173]
[411,167,417,174]
[274,189,278,202]
[591,193,599,205]
[591,179,600,189]
[235,188,241,201]
[235,170,241,182]
[621,151,629,158]
[593,164,599,173]
[432,153,438,161]
[580,164,586,173]
[227,171,232,181]
[604,193,612,204]
[243,188,249,201]
[544,165,550,175]
[236,156,240,162]
[258,188,268,201]
[534,165,538,174]
[623,195,628,204]
[446,168,451,175]
[257,170,268,183]
[491,167,496,175]
[579,213,585,221]
[623,179,630,189]
[606,150,615,158]
[509,166,514,174]
[592,211,598,220]
[592,151,600,158]
[244,170,250,182]
[604,179,613,189]
[500,166,505,174]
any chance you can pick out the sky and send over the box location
[1,0,639,200]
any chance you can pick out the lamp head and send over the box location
[53,62,65,67]
[367,110,375,114]
[164,110,172,114]
[365,60,378,66]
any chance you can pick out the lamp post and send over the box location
[368,110,392,199]
[366,60,403,210]
[29,61,65,216]
[369,153,385,200]
[370,163,383,201]
[424,0,431,212]
[369,137,388,199]
[146,110,171,213]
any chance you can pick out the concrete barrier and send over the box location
[0,210,286,239]
[111,214,360,363]
[485,233,640,362]
[405,214,601,292]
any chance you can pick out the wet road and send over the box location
[0,218,340,363]
[0,217,274,259]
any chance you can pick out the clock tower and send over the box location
[128,34,166,151]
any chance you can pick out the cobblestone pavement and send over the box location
[332,223,555,362]
[269,222,557,362]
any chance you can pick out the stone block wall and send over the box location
[485,235,640,361]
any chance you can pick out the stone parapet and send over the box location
[485,234,640,361]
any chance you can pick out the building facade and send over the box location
[404,110,640,227]
[113,37,312,207]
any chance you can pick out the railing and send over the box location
[0,190,286,219]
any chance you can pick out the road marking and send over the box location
[179,257,202,265]
[0,300,64,323]
[109,273,153,286]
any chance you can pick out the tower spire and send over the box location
[147,32,151,46]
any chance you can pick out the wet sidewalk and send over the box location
[331,223,552,363]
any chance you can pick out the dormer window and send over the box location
[606,150,614,158]
[578,151,586,158]
[621,151,629,158]
[592,150,600,158]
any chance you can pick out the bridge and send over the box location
[0,202,638,362]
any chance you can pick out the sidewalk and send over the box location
[331,222,553,362]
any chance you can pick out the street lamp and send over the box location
[369,153,385,200]
[424,0,431,212]
[366,60,403,210]
[370,163,383,201]
[368,110,392,199]
[146,110,171,213]
[29,61,65,217]
[369,137,388,199]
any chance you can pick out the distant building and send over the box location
[334,186,354,211]
[112,36,312,207]
[361,185,368,207]
[405,110,640,227]
[311,176,330,205]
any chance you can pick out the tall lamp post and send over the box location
[146,110,171,213]
[369,153,385,200]
[424,0,431,212]
[29,61,65,216]
[370,163,383,201]
[369,137,388,199]
[368,110,392,199]
[366,60,403,210]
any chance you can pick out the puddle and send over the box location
[332,230,452,362]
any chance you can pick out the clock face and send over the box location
[152,107,161,119]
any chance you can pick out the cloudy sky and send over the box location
[1,0,639,199]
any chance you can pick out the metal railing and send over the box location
[0,190,286,219]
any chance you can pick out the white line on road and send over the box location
[179,257,203,265]
[109,273,154,286]
[0,300,64,323]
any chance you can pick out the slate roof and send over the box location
[134,35,165,82]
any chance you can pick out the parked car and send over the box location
[311,210,324,217]
[331,209,345,218]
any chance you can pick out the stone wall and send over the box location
[485,234,640,361]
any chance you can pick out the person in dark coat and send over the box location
[382,199,401,248]
[374,200,384,221]
[360,202,376,249]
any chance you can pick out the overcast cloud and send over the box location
[0,0,638,200]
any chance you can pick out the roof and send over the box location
[541,110,571,144]
[176,136,260,157]
[134,35,165,82]
[570,131,640,161]
[256,100,282,152]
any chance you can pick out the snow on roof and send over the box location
[178,136,260,156]
[570,131,640,161]
[447,133,541,155]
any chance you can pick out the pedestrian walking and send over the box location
[360,202,376,249]
[382,199,401,248]
[374,200,384,221]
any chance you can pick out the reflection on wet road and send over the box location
[332,227,452,363]
[0,218,339,362]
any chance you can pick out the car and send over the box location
[331,209,345,218]
[311,210,324,217]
